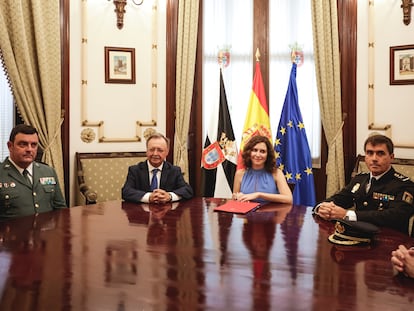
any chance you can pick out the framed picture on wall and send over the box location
[390,44,414,85]
[105,47,136,84]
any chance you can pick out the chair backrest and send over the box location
[352,154,414,180]
[75,152,146,205]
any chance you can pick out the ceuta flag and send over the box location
[274,62,316,206]
[237,61,272,169]
[201,68,238,198]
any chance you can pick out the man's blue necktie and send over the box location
[150,168,159,191]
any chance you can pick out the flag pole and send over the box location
[291,48,296,63]
[218,50,223,70]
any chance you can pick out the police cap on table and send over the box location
[328,219,379,246]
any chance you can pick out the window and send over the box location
[202,0,253,144]
[202,0,321,165]
[0,61,14,161]
[269,0,321,165]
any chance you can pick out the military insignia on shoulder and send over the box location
[394,172,410,181]
[402,191,414,204]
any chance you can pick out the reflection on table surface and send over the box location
[0,197,413,310]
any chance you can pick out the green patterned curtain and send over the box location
[173,0,200,181]
[0,0,64,192]
[311,0,345,196]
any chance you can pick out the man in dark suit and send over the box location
[121,132,193,204]
[0,124,67,217]
[313,134,414,234]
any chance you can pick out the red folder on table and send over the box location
[213,200,261,214]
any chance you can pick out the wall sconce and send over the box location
[108,0,144,30]
[401,0,413,25]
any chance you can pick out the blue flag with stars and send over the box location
[274,63,316,206]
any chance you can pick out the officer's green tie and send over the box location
[23,169,32,185]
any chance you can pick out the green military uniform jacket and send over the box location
[321,167,414,233]
[0,158,67,218]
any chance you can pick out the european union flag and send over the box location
[274,63,316,206]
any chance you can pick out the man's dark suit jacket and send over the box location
[314,167,414,234]
[121,161,193,203]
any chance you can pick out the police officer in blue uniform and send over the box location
[314,134,414,234]
[0,124,66,217]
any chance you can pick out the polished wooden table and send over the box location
[0,198,413,310]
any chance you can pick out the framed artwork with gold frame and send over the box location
[105,46,136,84]
[390,44,414,85]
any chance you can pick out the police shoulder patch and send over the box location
[402,191,414,204]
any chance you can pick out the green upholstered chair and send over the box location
[75,152,146,205]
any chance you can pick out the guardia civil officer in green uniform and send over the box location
[314,134,414,234]
[0,124,67,217]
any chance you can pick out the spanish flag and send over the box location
[237,60,272,169]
